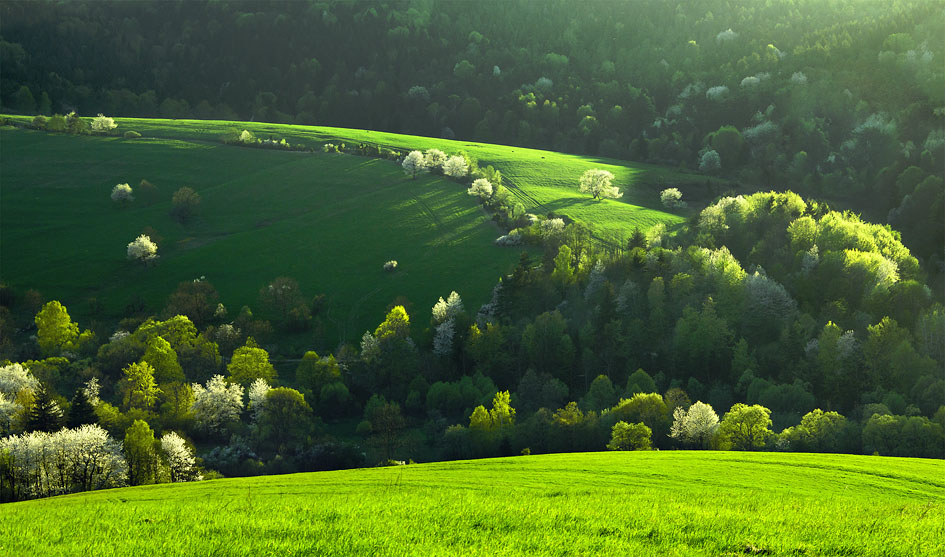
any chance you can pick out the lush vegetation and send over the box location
[2,451,943,555]
[2,0,942,262]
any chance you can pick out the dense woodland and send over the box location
[1,0,944,501]
[1,0,943,260]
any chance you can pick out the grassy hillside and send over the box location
[0,126,519,346]
[1,451,942,555]
[0,117,695,346]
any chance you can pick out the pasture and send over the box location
[0,451,941,555]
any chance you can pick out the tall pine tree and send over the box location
[27,383,64,433]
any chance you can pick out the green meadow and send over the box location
[1,451,942,556]
[0,126,517,346]
[0,117,692,345]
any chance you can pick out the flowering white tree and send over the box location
[160,432,202,482]
[578,169,622,200]
[467,178,493,199]
[670,401,720,447]
[91,114,117,133]
[402,150,427,178]
[0,392,19,435]
[660,188,686,208]
[433,318,455,356]
[0,425,127,500]
[432,291,464,325]
[0,362,38,398]
[540,218,565,237]
[127,234,158,263]
[424,148,447,171]
[190,375,244,434]
[247,378,271,423]
[110,183,134,205]
[699,150,721,173]
[442,155,468,179]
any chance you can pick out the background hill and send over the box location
[2,451,943,555]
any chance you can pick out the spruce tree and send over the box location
[67,389,97,428]
[27,383,64,433]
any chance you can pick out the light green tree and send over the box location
[226,337,277,388]
[719,403,772,450]
[123,362,161,411]
[607,421,651,450]
[142,336,184,384]
[35,301,79,357]
[124,419,162,485]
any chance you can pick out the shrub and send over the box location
[31,115,47,130]
[383,260,398,271]
[124,131,142,139]
[660,188,686,208]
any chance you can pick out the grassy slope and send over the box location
[0,127,518,346]
[0,451,942,556]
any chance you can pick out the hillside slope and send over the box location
[1,451,942,555]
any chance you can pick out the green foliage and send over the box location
[226,338,276,388]
[124,419,161,486]
[719,403,772,451]
[34,301,79,357]
[606,421,652,451]
[122,362,161,411]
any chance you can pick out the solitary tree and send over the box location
[111,183,134,206]
[402,150,427,178]
[579,169,622,200]
[127,234,158,263]
[660,187,686,208]
[170,187,200,223]
[91,114,118,134]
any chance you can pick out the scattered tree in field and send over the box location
[160,432,202,482]
[719,403,772,450]
[607,421,652,450]
[467,178,493,199]
[402,150,427,178]
[124,419,160,485]
[34,301,79,357]
[127,234,158,263]
[170,187,200,223]
[578,169,621,200]
[384,260,398,271]
[110,183,133,205]
[424,148,447,171]
[191,375,244,434]
[227,338,277,388]
[442,155,469,178]
[670,401,719,447]
[122,361,161,411]
[138,179,158,205]
[660,187,686,208]
[91,114,117,133]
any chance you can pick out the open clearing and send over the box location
[0,451,941,555]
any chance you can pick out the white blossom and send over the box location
[424,148,447,170]
[716,28,738,42]
[0,363,38,398]
[790,72,808,85]
[705,85,729,101]
[433,318,455,356]
[578,169,622,200]
[161,432,202,482]
[432,291,464,325]
[467,178,493,199]
[360,331,380,363]
[660,188,685,208]
[247,378,271,423]
[402,150,427,178]
[670,401,719,446]
[91,114,117,133]
[442,155,468,178]
[127,234,158,262]
[110,183,134,203]
[190,375,244,434]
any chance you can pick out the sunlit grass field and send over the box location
[0,126,519,347]
[0,117,696,346]
[0,451,942,555]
